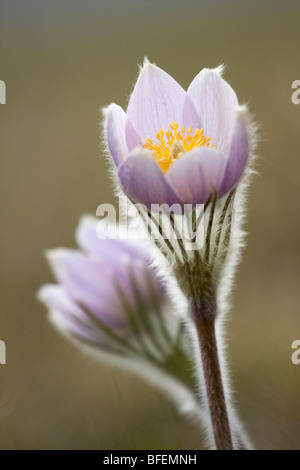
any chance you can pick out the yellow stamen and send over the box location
[143,121,216,173]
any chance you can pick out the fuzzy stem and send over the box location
[192,303,233,450]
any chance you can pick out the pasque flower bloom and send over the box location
[104,58,249,209]
[38,216,209,433]
[103,60,255,450]
[38,216,177,358]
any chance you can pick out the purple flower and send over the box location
[104,59,249,209]
[37,216,170,356]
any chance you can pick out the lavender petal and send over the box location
[219,110,249,196]
[187,67,238,155]
[166,147,227,204]
[105,103,128,167]
[126,61,187,142]
[118,149,183,210]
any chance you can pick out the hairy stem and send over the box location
[192,303,233,450]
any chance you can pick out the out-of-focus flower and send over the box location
[104,58,249,209]
[38,216,208,433]
[38,216,179,361]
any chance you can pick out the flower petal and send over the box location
[37,284,102,342]
[181,96,202,130]
[104,103,128,167]
[125,119,142,152]
[219,109,249,196]
[187,66,238,155]
[126,61,187,142]
[166,147,227,205]
[118,149,183,210]
[76,215,150,263]
[46,248,125,326]
[75,217,165,309]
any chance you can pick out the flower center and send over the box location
[143,121,216,173]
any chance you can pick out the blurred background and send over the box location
[0,0,300,450]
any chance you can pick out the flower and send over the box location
[37,216,212,432]
[37,215,179,359]
[102,60,255,450]
[104,59,249,209]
